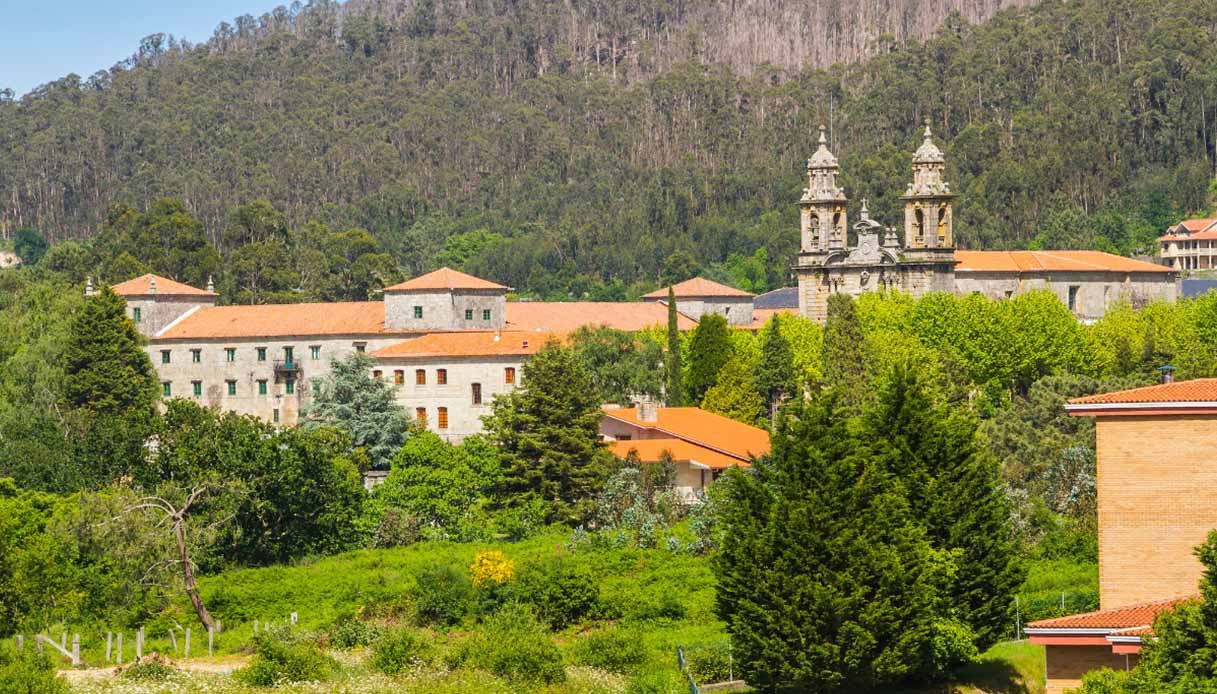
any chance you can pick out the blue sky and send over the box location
[1,1,276,96]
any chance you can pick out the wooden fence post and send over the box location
[60,632,66,650]
[253,619,258,633]
[208,627,214,657]
[116,632,123,664]
[216,619,221,634]
[15,635,22,653]
[136,627,143,659]
[36,635,43,655]
[168,628,177,652]
[72,634,80,666]
[106,632,112,663]
[290,612,297,625]
[185,628,191,659]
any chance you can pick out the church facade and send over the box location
[795,123,1178,323]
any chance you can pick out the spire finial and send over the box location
[859,198,869,221]
[818,124,827,145]
[923,118,933,139]
[206,274,215,293]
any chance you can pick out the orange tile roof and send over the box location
[504,302,698,333]
[156,302,387,339]
[608,438,748,470]
[746,308,797,331]
[111,273,216,297]
[1068,378,1217,406]
[1026,596,1194,631]
[1179,219,1217,232]
[954,250,1175,274]
[642,277,754,300]
[372,331,560,358]
[384,267,508,292]
[601,406,770,461]
[1161,229,1217,242]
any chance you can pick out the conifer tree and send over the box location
[702,356,766,426]
[684,313,731,404]
[865,364,1024,649]
[63,286,159,486]
[755,314,796,416]
[303,352,411,469]
[483,341,611,523]
[822,293,867,405]
[665,287,684,406]
[715,393,946,692]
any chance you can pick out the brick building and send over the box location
[1025,378,1217,693]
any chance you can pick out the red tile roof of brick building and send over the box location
[608,438,747,470]
[384,267,508,292]
[642,277,754,299]
[1067,378,1217,410]
[503,302,698,333]
[373,331,560,358]
[1026,596,1194,631]
[601,406,770,461]
[112,273,217,297]
[953,250,1174,274]
[156,302,388,339]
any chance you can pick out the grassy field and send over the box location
[51,532,1071,693]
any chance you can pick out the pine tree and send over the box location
[822,293,868,405]
[714,392,947,692]
[303,352,411,469]
[63,286,159,486]
[864,364,1024,649]
[665,287,685,406]
[483,340,611,523]
[755,314,796,416]
[684,313,732,404]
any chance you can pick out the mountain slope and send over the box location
[0,0,1214,296]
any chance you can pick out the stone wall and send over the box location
[384,289,505,331]
[671,297,754,326]
[1095,414,1217,609]
[126,296,215,337]
[373,354,528,442]
[955,271,1178,323]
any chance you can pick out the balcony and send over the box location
[273,359,301,382]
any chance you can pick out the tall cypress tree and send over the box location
[715,392,946,692]
[822,293,867,405]
[665,287,684,406]
[63,286,159,487]
[683,313,731,404]
[755,314,796,417]
[483,340,611,523]
[864,364,1024,649]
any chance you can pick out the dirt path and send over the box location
[59,655,249,681]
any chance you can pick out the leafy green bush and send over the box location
[931,619,979,673]
[0,646,68,694]
[628,591,687,621]
[372,628,429,675]
[411,564,475,626]
[329,616,383,649]
[119,659,176,681]
[574,627,647,674]
[449,604,565,686]
[236,632,336,686]
[512,558,601,629]
[685,642,732,682]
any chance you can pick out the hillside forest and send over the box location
[3,0,1217,299]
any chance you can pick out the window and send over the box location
[482,309,491,321]
[191,349,201,363]
[256,347,267,362]
[285,379,295,395]
[1067,285,1080,313]
[354,343,366,353]
[226,380,237,396]
[161,350,171,364]
[437,369,448,385]
[1003,290,1014,299]
[505,367,516,385]
[283,346,294,364]
[416,369,426,385]
[438,407,449,429]
[373,369,383,379]
[162,382,172,397]
[192,381,202,397]
[258,379,267,395]
[225,347,236,362]
[273,408,280,423]
[465,309,474,321]
[394,370,404,385]
[132,307,142,323]
[413,306,423,319]
[310,345,321,360]
[471,383,482,405]
[416,407,427,426]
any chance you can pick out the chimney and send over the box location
[149,277,157,296]
[1159,365,1176,384]
[638,398,658,423]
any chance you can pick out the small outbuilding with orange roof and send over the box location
[643,277,755,326]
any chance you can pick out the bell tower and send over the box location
[902,120,955,249]
[799,126,848,252]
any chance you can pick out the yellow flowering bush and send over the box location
[470,550,515,587]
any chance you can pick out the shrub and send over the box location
[685,642,732,683]
[513,559,601,629]
[470,550,515,588]
[628,591,687,622]
[930,619,979,673]
[627,669,686,694]
[574,628,647,674]
[236,633,336,686]
[412,564,474,626]
[450,604,565,686]
[372,628,429,675]
[119,655,176,681]
[0,647,68,694]
[329,616,383,649]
